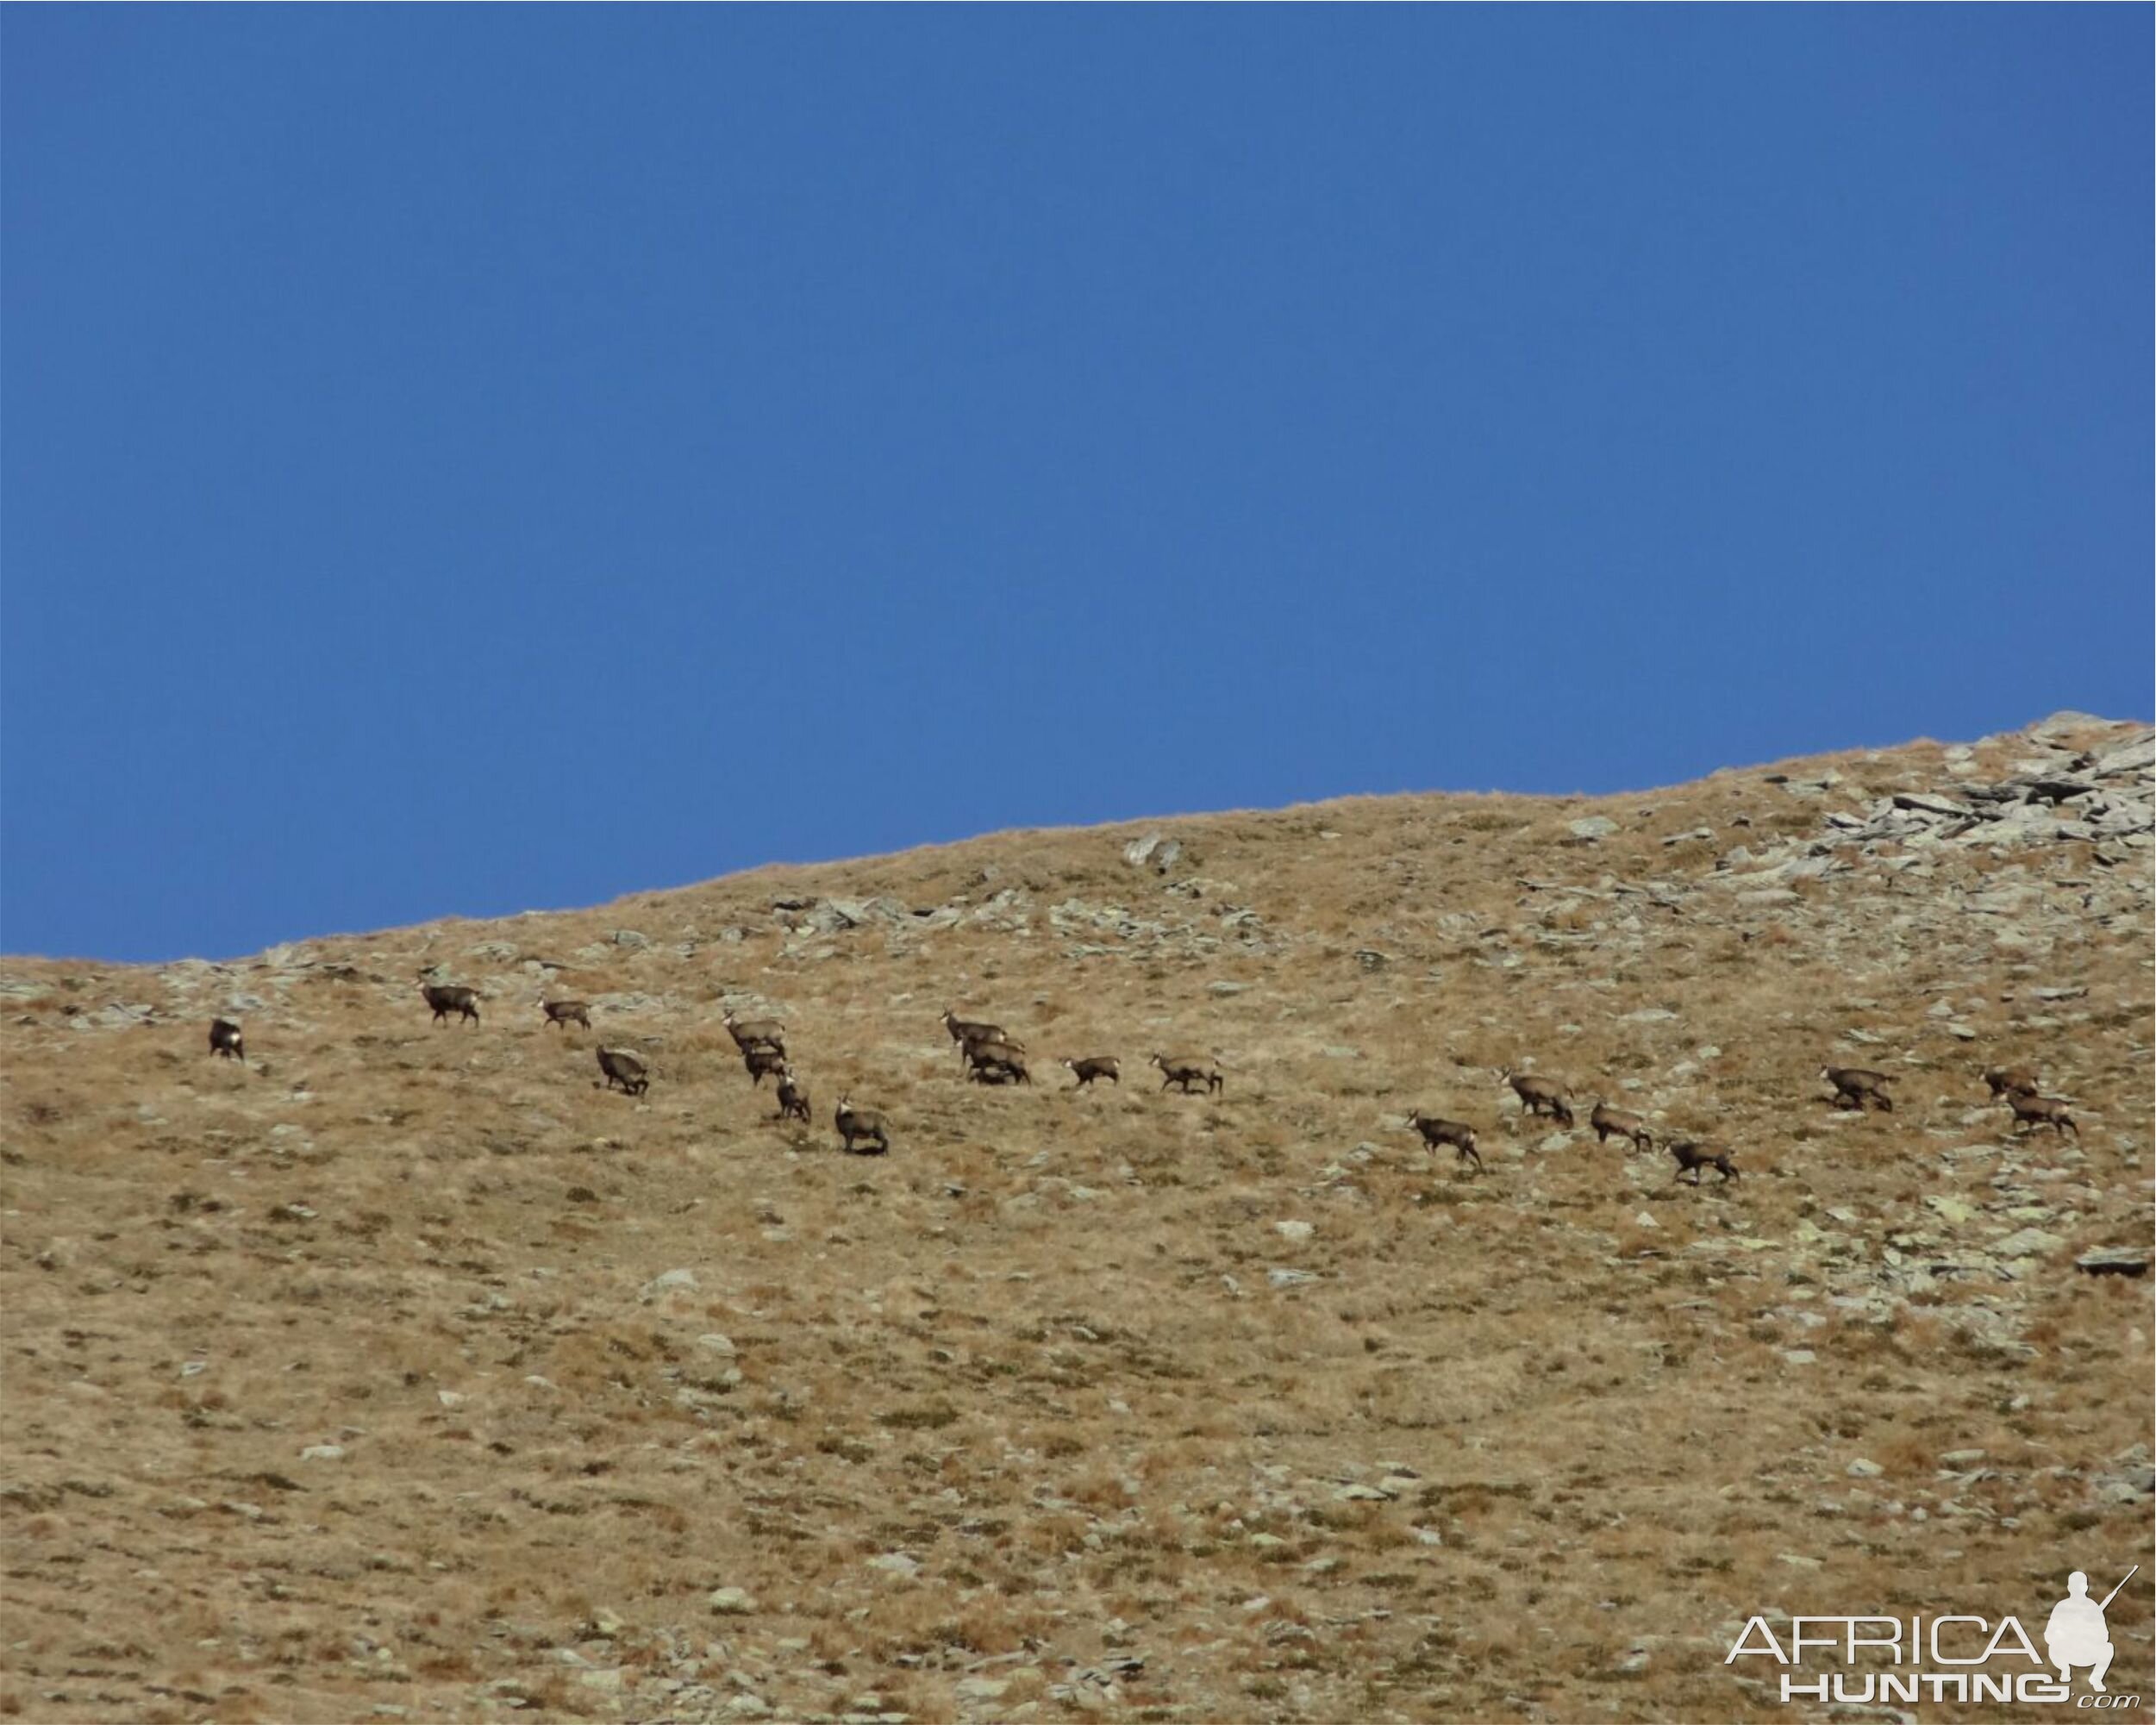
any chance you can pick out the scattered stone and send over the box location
[642,1268,698,1300]
[706,1587,755,1615]
[2076,1247,2151,1278]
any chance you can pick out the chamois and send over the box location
[541,998,591,1031]
[834,1096,890,1156]
[1062,1056,1120,1088]
[943,1010,1017,1057]
[208,1018,244,1061]
[775,1067,811,1122]
[1404,1110,1483,1173]
[1983,1066,2040,1100]
[722,1010,785,1057]
[1590,1102,1653,1153]
[741,1043,789,1087]
[419,975,480,1026]
[596,1047,649,1096]
[1822,1066,1893,1112]
[1668,1141,1738,1184]
[1500,1069,1574,1127]
[1149,1053,1222,1095]
[964,1041,1031,1084]
[2006,1092,2079,1138]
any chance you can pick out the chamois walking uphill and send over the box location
[774,1067,811,1123]
[207,1017,244,1061]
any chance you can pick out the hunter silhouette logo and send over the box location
[2047,1568,2136,1693]
[1726,1563,2143,1707]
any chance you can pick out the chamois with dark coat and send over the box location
[965,1041,1031,1084]
[1983,1066,2041,1100]
[420,975,481,1026]
[1822,1066,1893,1112]
[1062,1056,1120,1089]
[943,1010,1018,1058]
[1590,1101,1653,1153]
[1668,1141,1738,1184]
[741,1043,790,1087]
[209,1018,245,1061]
[722,1010,785,1058]
[774,1067,811,1122]
[1150,1053,1222,1095]
[1501,1069,1574,1127]
[597,1047,649,1096]
[834,1096,890,1155]
[2005,1091,2079,1138]
[541,998,591,1031]
[1404,1110,1483,1173]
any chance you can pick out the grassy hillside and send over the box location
[3,716,2150,1724]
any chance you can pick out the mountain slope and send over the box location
[3,716,2151,1723]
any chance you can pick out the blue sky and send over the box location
[4,6,2149,962]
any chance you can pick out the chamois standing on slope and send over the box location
[541,998,591,1031]
[834,1096,890,1156]
[1501,1069,1574,1127]
[943,1010,1020,1060]
[1983,1066,2040,1100]
[1590,1102,1653,1153]
[774,1067,811,1123]
[1822,1066,1893,1112]
[1062,1056,1120,1089]
[741,1043,790,1087]
[597,1047,649,1097]
[2005,1091,2079,1138]
[963,1040,1031,1085]
[1668,1141,1738,1184]
[1150,1053,1222,1095]
[208,1019,245,1061]
[723,1010,785,1058]
[420,975,481,1027]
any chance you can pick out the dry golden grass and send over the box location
[1,723,2150,1722]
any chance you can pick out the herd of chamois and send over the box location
[197,967,2084,1184]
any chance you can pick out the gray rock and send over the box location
[1568,816,1619,841]
[2076,1247,2151,1278]
[1122,834,1183,872]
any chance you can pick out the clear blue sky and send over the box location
[4,6,2149,962]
